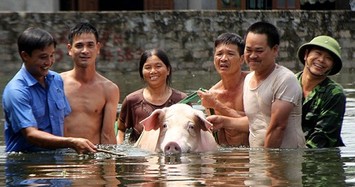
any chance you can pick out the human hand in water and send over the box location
[68,137,97,154]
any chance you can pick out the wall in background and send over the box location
[0,10,353,75]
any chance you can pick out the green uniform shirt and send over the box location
[297,72,346,148]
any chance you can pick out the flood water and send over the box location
[1,70,355,186]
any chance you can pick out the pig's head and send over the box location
[135,103,218,154]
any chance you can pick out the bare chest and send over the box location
[215,90,244,111]
[66,84,106,114]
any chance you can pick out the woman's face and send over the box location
[142,55,170,88]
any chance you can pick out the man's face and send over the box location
[304,47,334,77]
[244,33,278,73]
[67,33,101,68]
[214,43,243,76]
[22,44,55,82]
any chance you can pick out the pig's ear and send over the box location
[194,110,213,132]
[194,110,218,152]
[135,108,166,152]
[135,128,161,152]
[140,109,165,131]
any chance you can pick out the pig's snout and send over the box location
[164,142,182,154]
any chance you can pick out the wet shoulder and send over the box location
[322,77,345,96]
[273,65,298,81]
[124,89,145,105]
[171,88,187,101]
[59,70,75,84]
[48,70,65,83]
[96,73,119,90]
[209,81,223,90]
[48,70,61,78]
[59,70,73,78]
[241,71,250,79]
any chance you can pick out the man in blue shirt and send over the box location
[2,27,97,153]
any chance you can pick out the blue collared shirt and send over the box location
[2,65,71,152]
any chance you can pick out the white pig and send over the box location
[134,103,218,154]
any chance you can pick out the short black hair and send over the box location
[214,32,245,55]
[68,22,99,44]
[17,27,56,57]
[139,49,172,85]
[245,21,280,48]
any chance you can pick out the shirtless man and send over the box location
[61,22,120,144]
[198,33,249,147]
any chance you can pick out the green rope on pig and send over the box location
[208,107,219,144]
[178,88,202,104]
[114,121,118,136]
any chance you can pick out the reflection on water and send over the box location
[0,71,355,186]
[2,146,354,186]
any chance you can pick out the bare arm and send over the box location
[101,83,120,144]
[116,119,126,144]
[206,115,249,133]
[264,99,294,148]
[22,127,97,154]
[197,90,244,117]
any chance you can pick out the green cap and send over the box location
[297,35,342,75]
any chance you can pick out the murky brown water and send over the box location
[1,70,355,186]
[1,146,353,186]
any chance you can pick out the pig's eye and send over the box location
[187,122,197,136]
[187,122,195,130]
[162,123,168,128]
